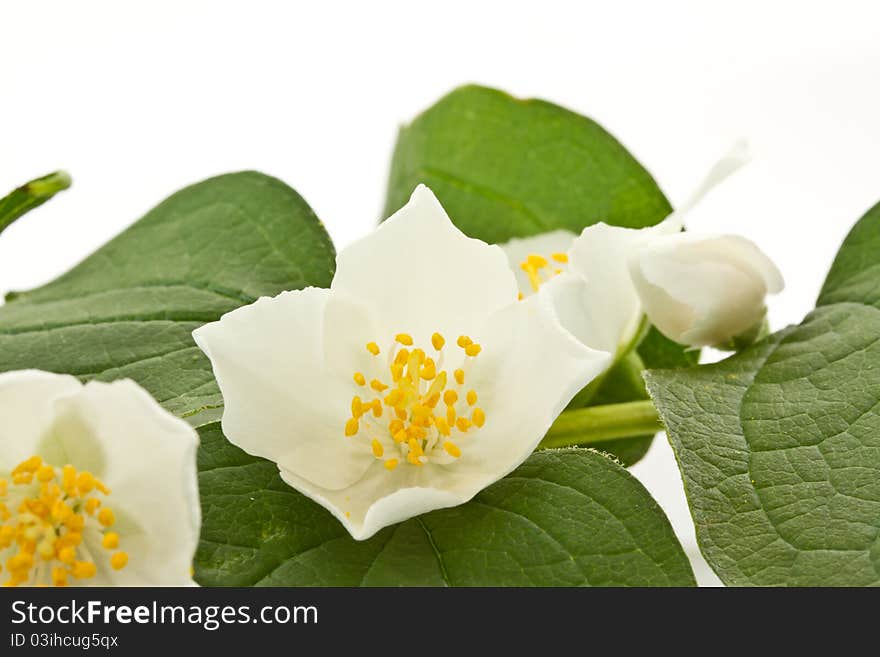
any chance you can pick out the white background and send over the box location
[3,0,879,586]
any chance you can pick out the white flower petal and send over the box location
[280,465,462,541]
[193,288,374,490]
[567,221,677,353]
[500,229,576,297]
[455,288,612,475]
[0,370,80,470]
[672,139,751,219]
[331,185,518,342]
[52,379,200,586]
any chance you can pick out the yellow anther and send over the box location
[385,389,404,407]
[526,254,548,268]
[71,561,97,580]
[427,371,447,397]
[97,507,115,527]
[110,552,128,571]
[366,342,380,356]
[395,333,414,346]
[435,417,451,436]
[394,350,410,367]
[518,292,524,300]
[431,332,445,350]
[12,472,32,485]
[395,408,407,421]
[85,498,102,515]
[472,408,486,427]
[36,465,55,483]
[102,532,120,550]
[371,440,384,458]
[389,419,404,435]
[412,403,431,419]
[457,335,473,348]
[447,406,456,425]
[465,343,482,357]
[454,369,465,385]
[51,567,68,587]
[420,358,437,380]
[520,256,545,292]
[77,472,96,493]
[370,379,388,392]
[61,465,76,493]
[371,399,383,418]
[443,442,462,458]
[58,547,76,565]
[57,533,81,550]
[393,429,408,443]
[385,459,399,471]
[424,392,441,408]
[345,418,359,437]
[466,390,478,406]
[37,538,57,559]
[66,514,85,532]
[456,417,472,432]
[407,425,427,441]
[551,252,569,263]
[443,390,458,405]
[351,396,364,417]
[353,372,366,386]
[391,364,404,381]
[13,455,42,475]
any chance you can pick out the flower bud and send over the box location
[628,233,783,348]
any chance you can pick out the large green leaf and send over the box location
[0,171,335,422]
[646,200,880,586]
[197,436,695,587]
[0,170,692,586]
[383,84,693,464]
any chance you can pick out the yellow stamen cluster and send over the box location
[0,456,128,587]
[347,332,487,469]
[519,252,569,292]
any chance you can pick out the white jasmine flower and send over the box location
[501,142,781,350]
[0,371,200,587]
[193,185,611,541]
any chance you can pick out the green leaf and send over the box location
[383,85,672,242]
[646,200,880,586]
[0,170,71,237]
[197,437,696,587]
[817,200,880,308]
[0,171,336,421]
[383,84,691,464]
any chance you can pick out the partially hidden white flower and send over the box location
[193,185,611,541]
[0,371,200,587]
[628,231,783,347]
[502,141,783,351]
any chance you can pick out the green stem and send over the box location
[0,171,71,236]
[539,400,662,449]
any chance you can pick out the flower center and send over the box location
[519,252,568,293]
[345,332,487,470]
[0,456,128,587]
